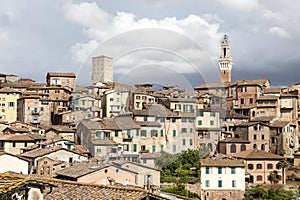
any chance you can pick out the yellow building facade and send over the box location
[0,88,20,123]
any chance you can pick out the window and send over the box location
[97,149,101,153]
[262,135,265,140]
[256,164,262,169]
[181,128,187,133]
[141,130,147,137]
[152,145,156,152]
[181,118,187,123]
[231,167,236,174]
[267,164,273,169]
[254,135,257,140]
[173,130,176,137]
[8,102,14,108]
[160,118,165,123]
[12,142,16,147]
[24,142,27,147]
[190,139,193,146]
[183,139,186,146]
[171,118,176,122]
[205,180,210,187]
[198,120,202,126]
[210,120,214,126]
[240,144,246,151]
[151,130,158,137]
[141,145,146,151]
[115,131,119,137]
[232,180,236,188]
[257,175,263,181]
[242,86,247,92]
[261,144,265,150]
[110,98,114,101]
[96,131,101,138]
[210,112,216,117]
[205,167,210,174]
[249,98,253,104]
[160,145,164,151]
[218,180,222,188]
[271,137,276,144]
[253,144,257,149]
[160,130,164,137]
[248,164,254,170]
[241,98,244,104]
[133,144,137,152]
[230,144,236,153]
[190,128,193,133]
[82,100,85,106]
[198,111,204,117]
[218,167,222,174]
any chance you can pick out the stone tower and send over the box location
[219,35,233,83]
[92,55,113,85]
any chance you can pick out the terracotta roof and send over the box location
[133,104,176,117]
[232,149,283,160]
[0,173,55,196]
[250,116,276,122]
[236,79,269,86]
[80,120,102,130]
[219,138,250,143]
[46,125,75,133]
[55,162,110,178]
[263,88,281,94]
[0,134,42,141]
[3,126,30,133]
[20,145,84,158]
[194,82,230,89]
[200,158,245,167]
[0,173,167,200]
[136,121,161,127]
[140,152,161,159]
[0,87,20,93]
[110,114,140,130]
[46,72,76,78]
[112,160,160,171]
[270,120,290,128]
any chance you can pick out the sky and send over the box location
[0,0,299,89]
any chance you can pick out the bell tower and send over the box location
[219,35,233,83]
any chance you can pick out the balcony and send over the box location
[123,136,133,142]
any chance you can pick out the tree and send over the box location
[278,159,289,185]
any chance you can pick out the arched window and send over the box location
[261,144,265,150]
[256,164,262,169]
[230,144,236,153]
[240,144,246,151]
[248,164,254,170]
[267,164,273,169]
[257,175,263,181]
[253,144,257,149]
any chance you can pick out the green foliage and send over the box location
[160,176,177,183]
[160,184,200,199]
[245,184,296,200]
[157,149,203,184]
